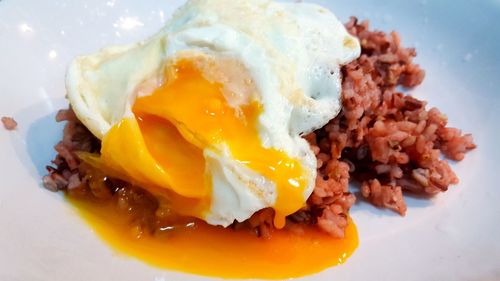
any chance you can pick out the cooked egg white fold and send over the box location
[67,0,360,226]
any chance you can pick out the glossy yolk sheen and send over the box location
[69,196,358,279]
[101,60,308,226]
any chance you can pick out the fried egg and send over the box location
[66,0,360,227]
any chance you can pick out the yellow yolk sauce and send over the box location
[68,195,358,279]
[100,60,308,226]
[72,59,359,279]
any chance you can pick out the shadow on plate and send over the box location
[9,98,66,182]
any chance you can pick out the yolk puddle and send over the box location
[100,60,309,226]
[73,59,359,279]
[68,195,358,279]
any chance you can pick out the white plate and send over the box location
[1,0,499,280]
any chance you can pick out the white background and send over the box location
[0,0,499,280]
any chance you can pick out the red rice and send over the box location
[1,116,17,130]
[43,18,475,238]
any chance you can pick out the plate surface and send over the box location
[1,0,499,280]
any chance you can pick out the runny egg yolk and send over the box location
[99,60,309,227]
[74,60,358,279]
[68,195,358,279]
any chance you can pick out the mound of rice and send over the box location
[43,18,475,238]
